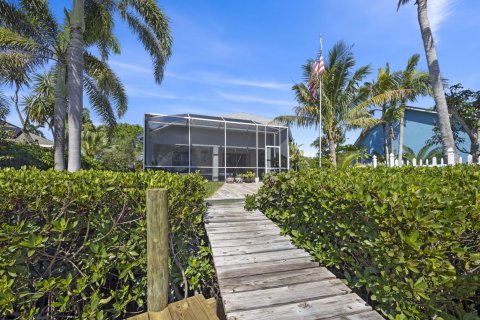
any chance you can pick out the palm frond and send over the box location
[20,0,58,46]
[84,52,127,117]
[85,0,119,59]
[397,0,412,10]
[119,4,172,84]
[0,27,40,52]
[0,51,37,86]
[83,74,116,132]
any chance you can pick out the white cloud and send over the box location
[214,90,294,107]
[428,0,457,37]
[126,87,177,99]
[110,61,151,74]
[222,79,292,91]
[110,60,193,81]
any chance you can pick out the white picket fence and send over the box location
[372,148,479,168]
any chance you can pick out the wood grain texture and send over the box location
[220,267,336,293]
[226,293,372,320]
[147,189,169,312]
[222,279,350,312]
[205,200,383,320]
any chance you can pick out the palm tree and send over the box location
[363,63,400,165]
[67,0,173,171]
[402,143,443,162]
[396,54,431,163]
[0,0,58,144]
[22,72,55,136]
[277,41,411,166]
[82,125,108,158]
[397,0,455,157]
[0,1,136,170]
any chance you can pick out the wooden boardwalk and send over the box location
[205,200,383,320]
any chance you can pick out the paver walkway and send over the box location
[204,198,384,320]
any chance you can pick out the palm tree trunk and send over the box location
[54,63,67,170]
[397,104,405,165]
[14,82,34,143]
[389,121,395,157]
[67,0,85,172]
[416,0,455,157]
[382,122,389,165]
[328,137,336,167]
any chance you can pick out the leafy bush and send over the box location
[0,168,214,319]
[249,167,480,319]
[0,141,105,170]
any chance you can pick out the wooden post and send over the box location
[372,155,377,168]
[147,189,169,312]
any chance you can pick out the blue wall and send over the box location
[357,108,470,159]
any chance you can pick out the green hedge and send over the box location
[0,168,214,319]
[248,167,480,319]
[0,141,106,170]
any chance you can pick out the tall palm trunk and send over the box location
[382,105,389,165]
[327,133,336,166]
[397,103,406,165]
[389,121,395,156]
[14,82,34,143]
[382,122,389,165]
[54,63,67,170]
[67,0,84,172]
[416,0,455,157]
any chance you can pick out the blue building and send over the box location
[355,106,469,159]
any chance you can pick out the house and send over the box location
[1,121,53,148]
[355,106,469,159]
[143,113,290,181]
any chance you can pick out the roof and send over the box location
[354,106,437,146]
[222,112,280,125]
[146,112,287,127]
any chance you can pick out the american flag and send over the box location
[308,55,325,99]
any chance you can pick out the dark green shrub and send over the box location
[251,167,480,319]
[0,168,214,319]
[0,141,105,170]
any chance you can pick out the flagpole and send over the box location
[318,35,323,167]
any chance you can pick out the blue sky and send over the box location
[4,0,480,156]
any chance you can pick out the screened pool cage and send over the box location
[144,113,290,181]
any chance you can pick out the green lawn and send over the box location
[205,181,224,198]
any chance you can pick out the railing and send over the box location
[372,148,479,168]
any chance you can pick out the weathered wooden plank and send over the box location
[220,267,336,293]
[216,257,318,279]
[226,293,372,320]
[205,216,268,223]
[208,235,292,248]
[213,249,310,267]
[222,279,350,312]
[211,241,296,256]
[205,200,384,320]
[206,229,280,240]
[206,224,280,234]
